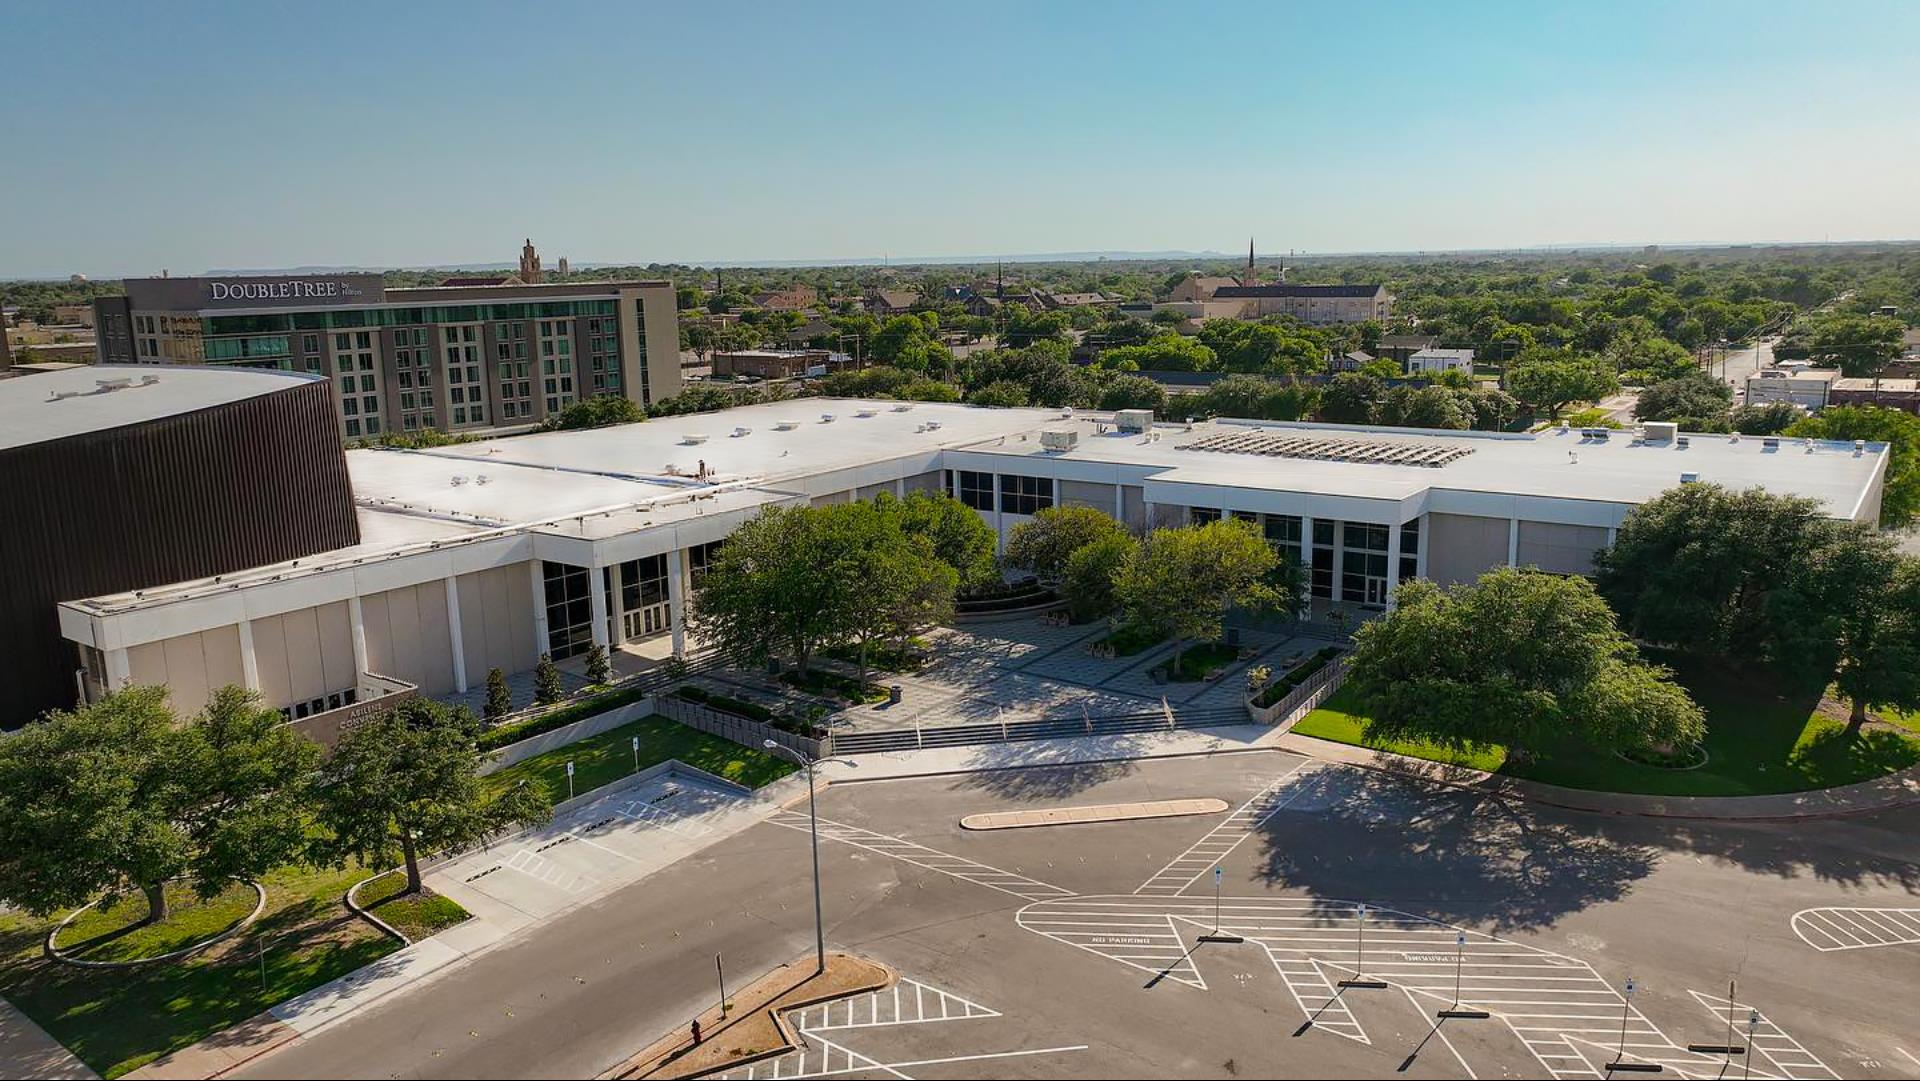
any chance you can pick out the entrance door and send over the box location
[641,602,670,637]
[1363,576,1388,608]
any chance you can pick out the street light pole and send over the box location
[765,740,827,975]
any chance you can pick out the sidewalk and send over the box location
[0,996,95,1080]
[826,721,1920,821]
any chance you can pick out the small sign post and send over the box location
[566,760,575,801]
[1337,903,1387,990]
[1198,867,1243,944]
[1438,930,1489,1019]
[631,735,641,774]
[717,952,729,1016]
[1606,977,1662,1072]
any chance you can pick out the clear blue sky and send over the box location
[4,0,1917,277]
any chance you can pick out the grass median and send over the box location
[1292,652,1920,797]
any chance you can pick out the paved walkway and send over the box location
[960,797,1229,830]
[0,996,95,1079]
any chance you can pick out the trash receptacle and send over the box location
[889,684,903,705]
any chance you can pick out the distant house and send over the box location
[1039,291,1118,311]
[712,348,842,380]
[1406,347,1476,376]
[1209,283,1393,325]
[865,289,920,318]
[1375,334,1438,365]
[1168,276,1237,305]
[753,285,819,312]
[1329,349,1374,373]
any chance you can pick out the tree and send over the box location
[484,667,512,722]
[1004,505,1131,581]
[1594,484,1824,660]
[1376,384,1471,430]
[1097,374,1168,414]
[584,643,612,685]
[843,525,958,682]
[1507,351,1618,419]
[693,504,867,677]
[1785,405,1920,527]
[0,686,316,924]
[1729,401,1800,435]
[312,699,551,894]
[533,654,564,706]
[540,394,645,431]
[1060,532,1136,622]
[1101,334,1216,372]
[1778,527,1920,735]
[875,489,998,589]
[968,379,1029,408]
[1320,372,1386,424]
[1347,568,1705,757]
[1116,519,1288,671]
[1634,372,1732,428]
[169,687,322,905]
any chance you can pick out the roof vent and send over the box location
[475,475,490,485]
[820,413,836,423]
[925,420,942,431]
[732,427,752,438]
[891,403,914,412]
[1855,439,1866,457]
[1762,436,1780,450]
[682,433,709,445]
[451,475,468,486]
[774,420,800,431]
[1681,471,1700,484]
[855,408,878,418]
[1676,436,1690,448]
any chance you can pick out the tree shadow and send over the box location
[1251,766,1660,932]
[941,733,1152,801]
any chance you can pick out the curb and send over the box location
[343,870,411,945]
[45,879,267,969]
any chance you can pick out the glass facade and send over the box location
[542,560,594,660]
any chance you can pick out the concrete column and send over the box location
[104,648,132,693]
[237,618,261,692]
[609,562,628,645]
[666,548,687,655]
[894,477,906,499]
[1386,520,1404,607]
[444,574,467,694]
[530,560,550,658]
[348,595,370,678]
[1507,516,1520,567]
[1331,519,1346,606]
[1298,515,1315,618]
[588,564,610,650]
[1415,513,1430,580]
[1113,483,1124,522]
[1606,525,1618,548]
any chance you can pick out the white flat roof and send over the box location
[0,364,320,450]
[426,398,1066,484]
[958,417,1886,518]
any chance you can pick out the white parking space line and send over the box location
[1790,907,1920,952]
[1018,895,1801,1080]
[1132,761,1316,896]
[499,846,595,895]
[708,976,1078,1081]
[1686,990,1839,1079]
[770,812,1072,902]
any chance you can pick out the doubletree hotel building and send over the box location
[94,274,682,439]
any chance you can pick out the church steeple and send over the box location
[518,238,544,284]
[1243,238,1256,287]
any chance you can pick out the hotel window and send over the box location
[345,419,361,437]
[956,470,994,511]
[998,475,1052,516]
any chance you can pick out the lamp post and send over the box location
[765,740,827,975]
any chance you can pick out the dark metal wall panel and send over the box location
[0,378,360,726]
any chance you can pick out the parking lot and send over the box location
[245,751,1920,1080]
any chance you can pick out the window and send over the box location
[956,470,994,512]
[999,474,1053,516]
[542,561,594,660]
[1190,506,1221,525]
[1264,514,1302,547]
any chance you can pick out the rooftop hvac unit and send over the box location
[1676,436,1690,448]
[1762,436,1780,450]
[1642,421,1678,442]
[925,420,942,431]
[1581,427,1611,440]
[731,427,752,438]
[855,408,878,418]
[1040,429,1079,451]
[1680,471,1701,484]
[820,413,835,423]
[1115,408,1155,432]
[682,433,709,445]
[774,420,800,431]
[891,403,914,412]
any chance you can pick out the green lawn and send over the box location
[355,872,471,941]
[486,714,797,803]
[0,862,400,1079]
[51,881,259,964]
[1292,652,1920,797]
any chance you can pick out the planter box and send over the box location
[1245,656,1349,728]
[479,699,655,775]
